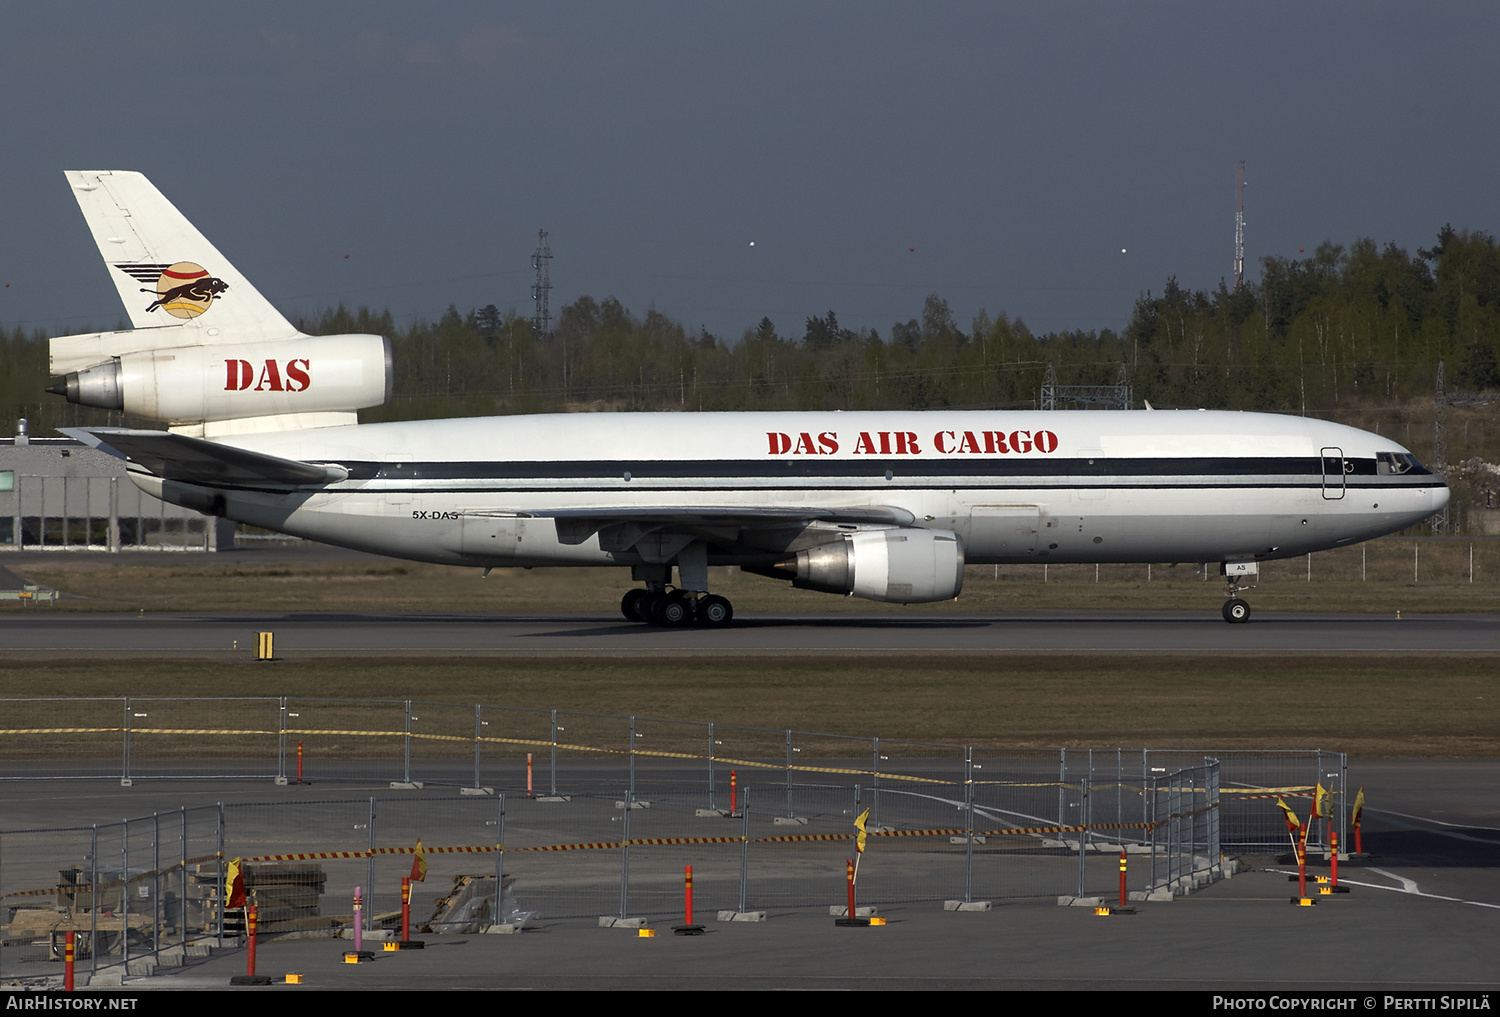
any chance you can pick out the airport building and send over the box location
[1,419,232,552]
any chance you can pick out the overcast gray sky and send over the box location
[3,3,1497,345]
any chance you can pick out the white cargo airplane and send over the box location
[47,171,1447,626]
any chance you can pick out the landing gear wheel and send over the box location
[697,594,733,627]
[1222,598,1251,624]
[621,589,649,623]
[643,592,668,625]
[657,592,691,627]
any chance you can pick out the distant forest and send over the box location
[6,226,1500,458]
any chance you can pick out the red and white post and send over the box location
[846,858,856,918]
[672,864,706,935]
[402,876,411,941]
[246,905,259,978]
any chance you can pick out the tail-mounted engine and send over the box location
[48,334,391,428]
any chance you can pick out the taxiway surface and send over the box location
[6,610,1500,656]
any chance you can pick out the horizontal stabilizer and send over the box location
[62,428,346,487]
[51,325,204,376]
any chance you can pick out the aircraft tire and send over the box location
[697,595,733,627]
[621,589,649,623]
[643,592,668,625]
[658,592,692,627]
[1222,598,1251,624]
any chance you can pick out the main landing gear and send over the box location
[621,588,734,628]
[620,549,734,627]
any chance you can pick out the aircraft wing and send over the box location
[62,428,347,487]
[532,505,915,546]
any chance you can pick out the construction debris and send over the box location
[422,874,535,933]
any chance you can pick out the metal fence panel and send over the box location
[124,698,280,780]
[283,698,411,785]
[0,698,128,782]
[1146,760,1222,895]
[741,786,857,913]
[1146,749,1343,852]
[501,792,626,921]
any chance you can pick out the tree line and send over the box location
[4,226,1498,440]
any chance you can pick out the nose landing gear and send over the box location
[1218,561,1258,624]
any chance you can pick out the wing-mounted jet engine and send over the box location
[775,528,965,603]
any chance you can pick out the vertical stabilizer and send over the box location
[65,170,300,341]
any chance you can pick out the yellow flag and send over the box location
[854,808,870,854]
[1351,787,1365,827]
[225,857,246,908]
[1311,783,1327,819]
[410,838,428,882]
[1275,797,1301,834]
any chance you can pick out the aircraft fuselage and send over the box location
[133,408,1447,571]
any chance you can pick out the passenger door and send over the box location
[1321,447,1346,500]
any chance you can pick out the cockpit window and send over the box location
[1377,452,1431,475]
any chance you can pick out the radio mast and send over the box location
[531,229,553,339]
[1233,161,1246,290]
[1433,360,1449,534]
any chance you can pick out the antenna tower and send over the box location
[1433,360,1449,534]
[531,229,553,339]
[1233,161,1246,290]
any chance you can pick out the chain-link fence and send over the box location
[0,698,1344,855]
[2,699,1355,980]
[2,761,1232,982]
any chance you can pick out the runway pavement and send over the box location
[5,609,1500,657]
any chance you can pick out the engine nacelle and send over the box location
[793,528,965,603]
[51,334,391,424]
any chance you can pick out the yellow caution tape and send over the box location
[0,727,1317,799]
[6,813,1198,898]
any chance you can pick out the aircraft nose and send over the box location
[1433,483,1451,513]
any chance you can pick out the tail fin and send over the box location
[65,170,299,341]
